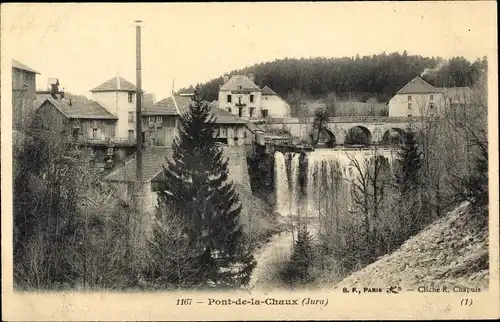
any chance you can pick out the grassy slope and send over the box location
[334,202,489,290]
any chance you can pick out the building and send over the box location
[218,74,290,119]
[89,75,144,140]
[143,93,248,147]
[260,86,291,118]
[34,98,130,166]
[441,87,472,107]
[12,59,40,130]
[388,76,446,117]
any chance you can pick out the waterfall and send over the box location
[290,153,301,216]
[274,151,290,215]
[274,148,396,218]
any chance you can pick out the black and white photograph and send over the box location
[1,2,498,320]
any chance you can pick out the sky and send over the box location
[2,2,497,100]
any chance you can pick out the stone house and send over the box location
[89,75,145,140]
[388,76,446,117]
[12,59,40,130]
[142,93,248,147]
[218,74,290,119]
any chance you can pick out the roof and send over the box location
[143,95,247,124]
[220,75,261,91]
[12,59,40,74]
[105,147,173,183]
[90,76,142,92]
[396,76,442,94]
[261,86,278,96]
[245,122,266,133]
[40,98,117,119]
[143,97,179,116]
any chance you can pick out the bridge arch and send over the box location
[381,127,405,145]
[310,127,336,147]
[345,125,372,146]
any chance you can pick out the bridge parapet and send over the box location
[262,116,422,124]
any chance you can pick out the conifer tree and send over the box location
[395,126,423,194]
[156,85,255,288]
[394,125,424,238]
[281,223,314,286]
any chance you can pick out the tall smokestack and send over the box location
[135,20,143,187]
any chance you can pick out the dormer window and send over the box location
[128,92,133,103]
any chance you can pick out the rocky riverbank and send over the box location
[334,202,489,291]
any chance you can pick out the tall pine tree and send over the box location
[394,125,424,238]
[156,86,255,288]
[395,125,423,194]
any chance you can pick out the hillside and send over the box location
[178,53,487,104]
[334,202,489,291]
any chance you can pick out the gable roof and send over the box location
[261,86,278,96]
[90,76,142,92]
[143,97,178,116]
[12,59,40,74]
[143,94,247,124]
[396,76,442,94]
[105,147,173,183]
[40,98,117,120]
[220,75,261,91]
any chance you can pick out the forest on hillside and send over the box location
[178,52,487,104]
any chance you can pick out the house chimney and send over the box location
[248,72,255,83]
[223,74,230,84]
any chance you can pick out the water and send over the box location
[274,148,397,217]
[274,151,290,216]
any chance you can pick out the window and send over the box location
[250,94,254,103]
[238,85,242,90]
[92,128,98,138]
[149,116,155,124]
[128,92,134,103]
[238,107,243,117]
[228,107,232,113]
[430,94,434,101]
[244,130,248,139]
[262,109,268,118]
[408,95,412,101]
[227,94,232,103]
[128,111,134,123]
[249,107,255,117]
[156,116,162,123]
[72,128,80,141]
[408,102,412,110]
[128,130,134,139]
[220,127,227,137]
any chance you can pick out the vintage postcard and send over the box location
[1,2,498,320]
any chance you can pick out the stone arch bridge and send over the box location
[260,116,422,145]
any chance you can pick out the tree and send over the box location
[366,97,378,116]
[281,223,314,286]
[156,85,256,288]
[393,126,425,239]
[311,107,329,146]
[395,126,423,194]
[325,92,338,117]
